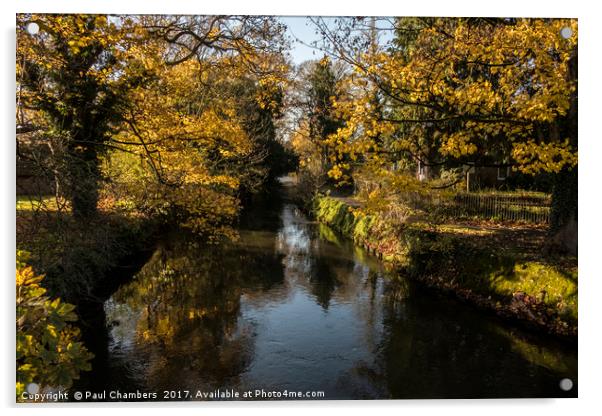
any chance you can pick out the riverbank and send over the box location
[313,195,577,339]
[16,207,158,305]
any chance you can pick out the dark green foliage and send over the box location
[226,77,298,192]
[307,58,345,145]
[304,58,347,184]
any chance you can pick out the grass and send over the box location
[16,195,68,212]
[467,189,551,198]
[414,234,578,322]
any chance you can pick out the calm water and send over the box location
[90,187,577,400]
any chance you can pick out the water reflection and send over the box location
[101,195,577,399]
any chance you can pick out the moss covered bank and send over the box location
[313,196,577,338]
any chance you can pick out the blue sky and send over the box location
[280,16,395,65]
[279,16,325,65]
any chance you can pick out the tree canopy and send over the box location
[306,17,577,236]
[17,14,295,238]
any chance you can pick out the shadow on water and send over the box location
[78,181,577,400]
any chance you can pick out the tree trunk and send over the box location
[549,167,577,255]
[67,143,100,220]
[548,44,578,255]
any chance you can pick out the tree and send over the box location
[17,14,129,219]
[17,15,291,238]
[311,17,578,250]
[225,73,297,193]
[290,57,348,191]
[101,16,290,237]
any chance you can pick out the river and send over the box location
[80,182,577,400]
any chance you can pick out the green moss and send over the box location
[353,215,375,241]
[314,197,357,236]
[314,196,405,262]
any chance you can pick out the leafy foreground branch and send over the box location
[16,251,94,401]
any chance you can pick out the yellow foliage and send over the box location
[16,251,93,400]
[326,18,578,186]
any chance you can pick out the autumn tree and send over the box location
[310,17,578,250]
[17,14,130,219]
[99,16,291,237]
[18,15,291,237]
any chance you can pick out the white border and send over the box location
[3,1,601,415]
[7,0,583,17]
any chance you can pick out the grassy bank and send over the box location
[313,196,577,338]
